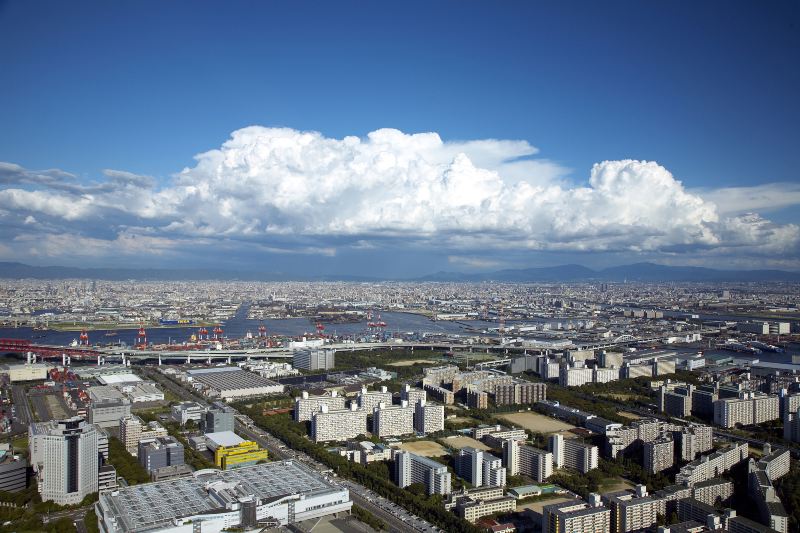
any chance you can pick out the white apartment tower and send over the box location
[373,401,415,438]
[549,434,598,473]
[395,451,452,495]
[311,403,368,443]
[503,439,552,482]
[414,400,445,434]
[357,386,393,413]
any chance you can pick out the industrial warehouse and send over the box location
[184,367,284,400]
[95,461,352,532]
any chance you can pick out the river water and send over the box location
[0,309,502,347]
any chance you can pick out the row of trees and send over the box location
[107,436,150,485]
[232,402,484,533]
[351,504,387,531]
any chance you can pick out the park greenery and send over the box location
[108,436,150,485]
[0,481,98,533]
[233,401,484,533]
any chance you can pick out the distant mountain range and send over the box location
[0,261,798,282]
[416,262,800,282]
[0,262,380,282]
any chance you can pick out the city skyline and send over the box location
[1,1,798,276]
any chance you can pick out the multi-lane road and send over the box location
[140,366,439,533]
[234,418,437,533]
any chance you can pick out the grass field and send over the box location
[387,359,437,367]
[618,411,641,420]
[396,440,449,457]
[499,412,576,434]
[599,477,635,494]
[440,435,491,451]
[517,497,580,518]
[448,416,478,424]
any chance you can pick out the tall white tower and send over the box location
[30,417,99,505]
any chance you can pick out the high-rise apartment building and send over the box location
[294,391,347,422]
[311,403,368,443]
[466,387,489,409]
[373,401,415,438]
[603,485,663,533]
[542,494,610,533]
[400,384,426,406]
[493,382,547,405]
[395,451,451,495]
[503,439,552,482]
[549,434,598,473]
[29,417,99,505]
[714,392,779,428]
[413,400,444,434]
[643,436,674,474]
[356,386,393,413]
[455,447,506,488]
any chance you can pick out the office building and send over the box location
[214,440,269,470]
[503,439,552,482]
[542,494,611,533]
[170,401,207,425]
[356,385,393,413]
[98,464,117,494]
[203,406,235,434]
[119,415,168,455]
[644,436,674,474]
[395,451,451,495]
[0,362,52,382]
[311,404,368,443]
[373,401,415,438]
[96,461,353,532]
[292,348,335,371]
[548,434,598,473]
[138,436,185,473]
[87,399,131,429]
[29,417,99,505]
[413,399,445,434]
[0,445,27,493]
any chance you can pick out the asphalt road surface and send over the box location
[140,366,437,533]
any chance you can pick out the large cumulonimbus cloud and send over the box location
[0,126,798,264]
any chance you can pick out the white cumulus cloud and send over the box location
[0,125,798,265]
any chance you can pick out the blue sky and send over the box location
[0,1,798,276]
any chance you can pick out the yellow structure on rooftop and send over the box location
[214,440,269,470]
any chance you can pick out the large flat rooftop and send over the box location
[98,460,343,532]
